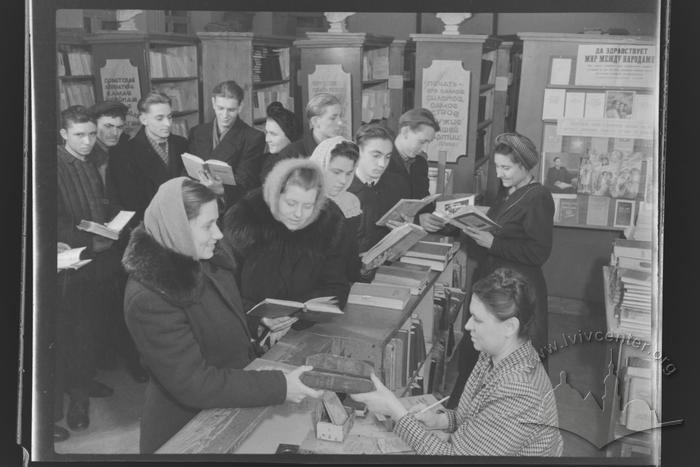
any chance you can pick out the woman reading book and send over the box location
[309,136,363,281]
[261,93,344,179]
[351,268,563,456]
[223,158,350,334]
[449,132,555,407]
[122,177,322,453]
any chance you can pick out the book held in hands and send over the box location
[76,210,135,240]
[181,153,236,185]
[246,296,342,321]
[375,194,440,227]
[435,193,476,216]
[434,205,500,232]
[57,247,92,271]
[361,223,428,270]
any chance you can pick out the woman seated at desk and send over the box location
[309,136,363,282]
[223,158,350,333]
[351,268,563,456]
[122,177,322,454]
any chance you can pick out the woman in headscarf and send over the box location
[223,158,350,324]
[122,177,322,454]
[261,93,344,178]
[262,101,299,166]
[309,136,363,282]
[448,132,555,407]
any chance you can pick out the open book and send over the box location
[181,153,237,185]
[361,223,428,271]
[434,205,500,232]
[76,210,135,240]
[375,194,440,226]
[57,247,92,271]
[247,296,342,320]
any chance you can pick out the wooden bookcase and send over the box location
[86,32,201,137]
[56,30,97,112]
[409,34,511,199]
[197,32,298,132]
[294,32,397,138]
[386,39,416,134]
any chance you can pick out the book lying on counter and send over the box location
[246,296,342,321]
[375,194,440,227]
[361,222,427,270]
[372,262,432,295]
[347,282,412,310]
[182,153,237,185]
[434,205,500,232]
[399,240,459,272]
[57,247,92,271]
[76,210,135,240]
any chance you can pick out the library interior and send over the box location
[46,7,661,461]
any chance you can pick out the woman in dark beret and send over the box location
[448,132,555,407]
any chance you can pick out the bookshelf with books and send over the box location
[409,34,511,201]
[294,32,395,138]
[86,32,202,138]
[197,32,297,132]
[57,30,97,112]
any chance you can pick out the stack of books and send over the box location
[347,282,411,310]
[609,239,653,337]
[399,240,459,272]
[372,262,431,295]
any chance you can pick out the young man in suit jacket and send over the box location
[188,80,265,209]
[107,91,188,223]
[387,108,447,233]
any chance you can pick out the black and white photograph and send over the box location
[22,0,688,465]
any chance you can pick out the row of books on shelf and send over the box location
[151,81,198,113]
[170,113,199,138]
[361,89,390,123]
[252,46,290,83]
[608,239,653,336]
[57,49,93,76]
[362,48,389,81]
[619,356,657,432]
[149,46,197,78]
[383,315,427,391]
[252,85,291,121]
[480,58,495,86]
[58,81,95,110]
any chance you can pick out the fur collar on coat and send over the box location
[122,224,235,305]
[224,189,343,260]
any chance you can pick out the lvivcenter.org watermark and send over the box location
[538,329,676,375]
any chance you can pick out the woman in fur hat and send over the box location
[448,132,555,408]
[122,177,322,454]
[223,158,350,335]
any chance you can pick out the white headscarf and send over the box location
[309,136,362,218]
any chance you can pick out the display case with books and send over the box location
[294,32,396,138]
[86,32,202,137]
[56,30,97,111]
[197,32,297,131]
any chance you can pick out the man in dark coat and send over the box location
[56,106,119,435]
[188,80,266,209]
[107,91,187,222]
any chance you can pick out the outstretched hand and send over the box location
[349,373,408,420]
[284,365,323,403]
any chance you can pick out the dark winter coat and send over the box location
[223,189,350,312]
[122,225,287,453]
[107,126,188,222]
[260,131,317,181]
[188,118,266,209]
[326,200,363,283]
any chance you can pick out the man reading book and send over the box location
[57,105,120,434]
[188,80,266,209]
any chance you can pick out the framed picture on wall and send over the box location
[613,199,636,228]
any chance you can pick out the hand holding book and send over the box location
[196,169,225,196]
[461,226,494,249]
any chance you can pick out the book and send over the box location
[435,193,475,216]
[399,255,448,272]
[373,262,431,295]
[375,194,440,227]
[613,239,653,260]
[181,153,236,186]
[246,297,342,320]
[403,241,456,261]
[57,247,92,271]
[361,223,428,271]
[347,282,411,310]
[300,354,375,394]
[76,210,135,240]
[434,205,501,232]
[619,268,652,286]
[322,391,349,426]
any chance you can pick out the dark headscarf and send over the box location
[494,132,539,171]
[266,101,299,142]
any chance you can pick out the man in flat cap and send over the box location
[386,108,448,232]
